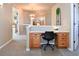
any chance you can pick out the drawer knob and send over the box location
[62,38,65,39]
[62,43,64,45]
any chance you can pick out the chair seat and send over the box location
[41,31,56,51]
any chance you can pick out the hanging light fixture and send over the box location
[29,14,35,17]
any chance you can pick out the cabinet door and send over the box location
[56,32,69,48]
[29,33,41,48]
[33,35,41,48]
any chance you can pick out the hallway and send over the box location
[0,40,79,56]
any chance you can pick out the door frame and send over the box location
[69,3,79,51]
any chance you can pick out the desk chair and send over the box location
[41,31,56,51]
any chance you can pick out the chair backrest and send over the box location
[44,31,55,40]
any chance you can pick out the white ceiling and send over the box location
[8,3,55,16]
[13,3,55,11]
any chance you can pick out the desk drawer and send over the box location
[57,38,68,41]
[33,44,40,48]
[57,32,68,35]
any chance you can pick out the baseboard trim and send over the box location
[13,35,26,40]
[0,39,12,49]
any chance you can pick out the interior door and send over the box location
[73,4,79,50]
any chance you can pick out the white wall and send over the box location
[51,3,72,51]
[23,10,52,25]
[0,4,12,46]
[18,9,52,35]
[51,3,71,32]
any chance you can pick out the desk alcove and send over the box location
[26,25,69,51]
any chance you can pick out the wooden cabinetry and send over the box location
[29,33,41,48]
[56,32,69,48]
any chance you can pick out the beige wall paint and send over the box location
[51,3,71,32]
[19,11,30,35]
[23,11,30,24]
[0,4,12,46]
[23,10,52,25]
[18,8,25,35]
[18,8,24,25]
[8,3,71,35]
[45,9,52,25]
[18,9,52,35]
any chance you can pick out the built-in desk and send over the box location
[29,32,69,48]
[29,26,59,48]
[26,25,69,51]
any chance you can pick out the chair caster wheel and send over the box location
[52,48,54,51]
[44,48,46,51]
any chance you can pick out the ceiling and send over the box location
[8,3,55,17]
[12,3,55,11]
